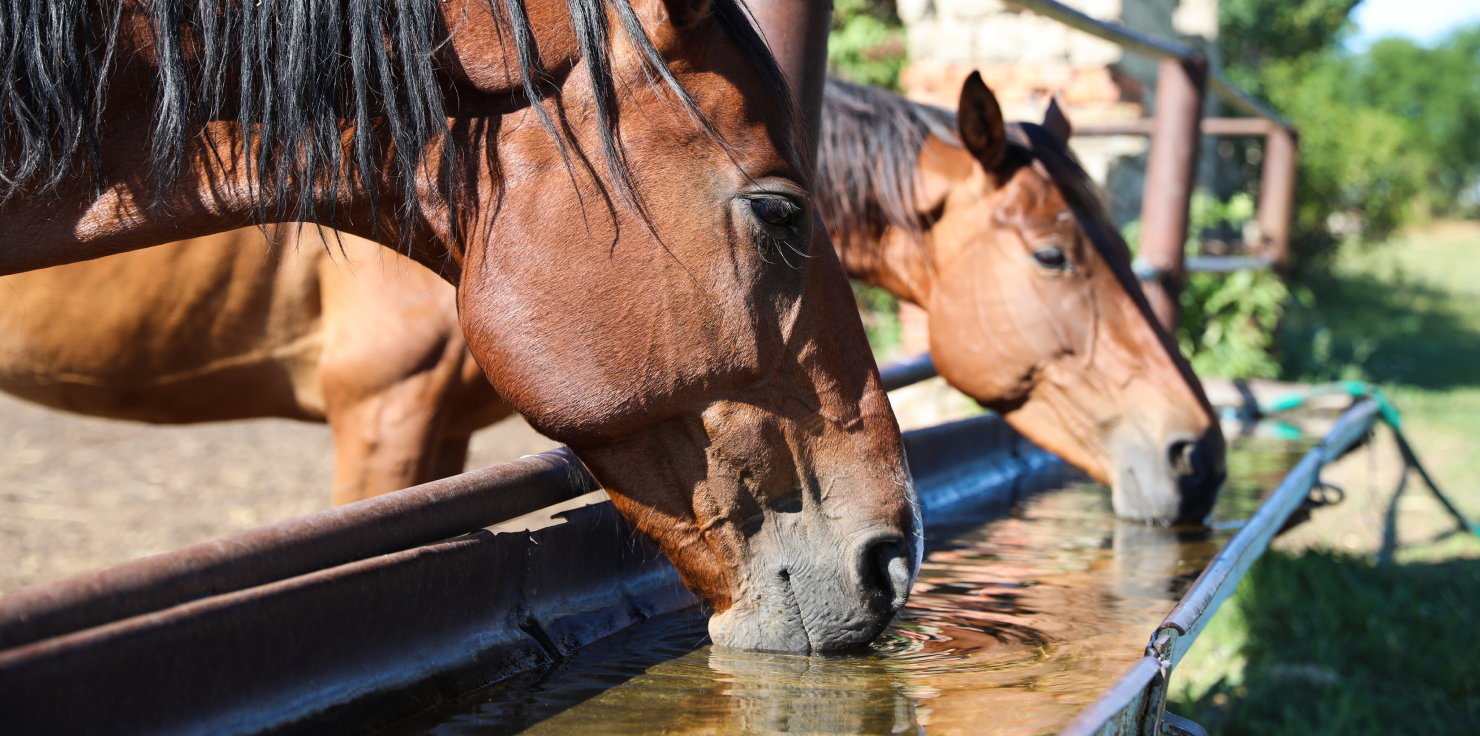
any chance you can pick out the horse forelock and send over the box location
[816,77,955,252]
[0,0,792,240]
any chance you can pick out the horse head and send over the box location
[821,74,1224,524]
[0,0,919,652]
[444,0,920,650]
[918,74,1224,523]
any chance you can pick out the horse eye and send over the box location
[1033,246,1070,271]
[750,197,799,228]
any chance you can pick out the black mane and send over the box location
[817,77,1129,272]
[0,0,789,237]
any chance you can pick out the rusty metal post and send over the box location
[1137,56,1208,333]
[1257,126,1299,270]
[745,0,833,167]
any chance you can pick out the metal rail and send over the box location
[0,408,1060,735]
[878,352,938,391]
[1009,0,1296,134]
[1060,400,1384,736]
[0,448,598,651]
[1009,0,1299,326]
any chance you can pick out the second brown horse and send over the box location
[0,75,1223,523]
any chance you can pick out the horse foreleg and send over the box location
[429,436,472,481]
[324,378,453,506]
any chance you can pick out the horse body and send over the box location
[0,0,919,653]
[0,227,504,501]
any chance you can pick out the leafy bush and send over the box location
[828,0,906,90]
[1125,193,1285,379]
[852,282,901,360]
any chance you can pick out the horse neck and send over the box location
[831,220,935,309]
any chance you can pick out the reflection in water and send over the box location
[392,442,1298,736]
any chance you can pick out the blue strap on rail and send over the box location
[1259,381,1479,541]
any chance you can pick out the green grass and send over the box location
[1169,223,1480,733]
[1168,550,1480,734]
[1282,223,1480,389]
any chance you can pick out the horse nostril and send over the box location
[863,539,912,613]
[1168,440,1197,478]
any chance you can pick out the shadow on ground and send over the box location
[1168,549,1480,734]
[1281,271,1480,389]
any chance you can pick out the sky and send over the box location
[1348,0,1480,50]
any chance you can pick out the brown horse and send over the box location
[0,229,505,503]
[0,0,919,653]
[2,73,1220,527]
[818,75,1225,523]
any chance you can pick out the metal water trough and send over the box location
[0,358,1061,736]
[1059,399,1383,736]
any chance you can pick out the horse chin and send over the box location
[1108,426,1224,525]
[707,518,920,654]
[1109,464,1184,526]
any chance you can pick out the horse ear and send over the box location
[957,71,1006,169]
[1043,93,1073,144]
[661,0,711,29]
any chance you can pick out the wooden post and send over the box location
[1257,126,1299,270]
[1137,56,1208,333]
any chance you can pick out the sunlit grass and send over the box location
[1170,222,1480,733]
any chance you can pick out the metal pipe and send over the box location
[1257,126,1299,270]
[1209,72,1297,133]
[744,0,832,169]
[1075,117,1275,138]
[0,448,599,651]
[879,352,938,391]
[1137,56,1208,333]
[1008,0,1199,62]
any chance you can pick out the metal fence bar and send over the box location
[1137,55,1208,332]
[1257,126,1300,268]
[1075,117,1277,138]
[1011,1,1296,135]
[879,352,938,391]
[1208,73,1297,133]
[1007,0,1199,62]
[0,448,598,651]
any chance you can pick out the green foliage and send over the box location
[827,0,906,90]
[1125,193,1285,379]
[1217,2,1480,275]
[1262,56,1428,266]
[1169,549,1480,734]
[1219,0,1360,87]
[1352,29,1480,215]
[1181,269,1287,379]
[852,282,901,360]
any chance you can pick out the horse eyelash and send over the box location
[754,227,810,269]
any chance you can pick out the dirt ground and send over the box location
[0,393,560,593]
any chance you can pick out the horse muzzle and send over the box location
[708,521,920,653]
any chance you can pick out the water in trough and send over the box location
[383,435,1311,735]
